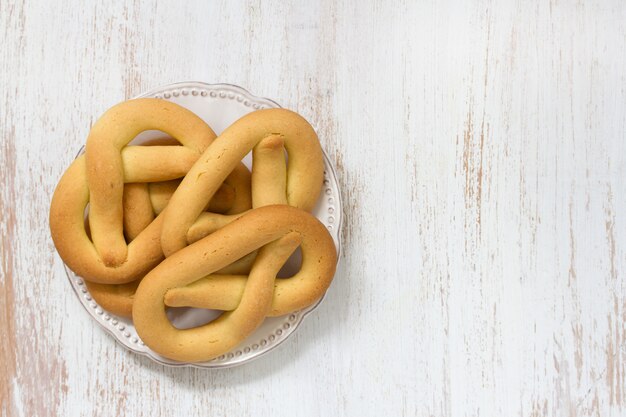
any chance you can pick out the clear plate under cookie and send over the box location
[63,82,343,368]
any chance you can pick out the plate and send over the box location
[63,82,343,368]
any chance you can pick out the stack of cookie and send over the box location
[50,99,337,362]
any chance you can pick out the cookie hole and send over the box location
[128,130,182,146]
[166,307,224,330]
[276,247,302,279]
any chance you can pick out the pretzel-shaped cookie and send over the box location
[160,108,324,256]
[50,99,250,284]
[133,205,337,362]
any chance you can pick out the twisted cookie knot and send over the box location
[51,99,219,282]
[134,205,336,362]
[160,107,325,255]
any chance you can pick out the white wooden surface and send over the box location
[1,1,625,416]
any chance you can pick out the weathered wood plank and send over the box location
[1,0,625,416]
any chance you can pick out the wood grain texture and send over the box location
[1,0,625,416]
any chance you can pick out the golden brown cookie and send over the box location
[133,205,337,362]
